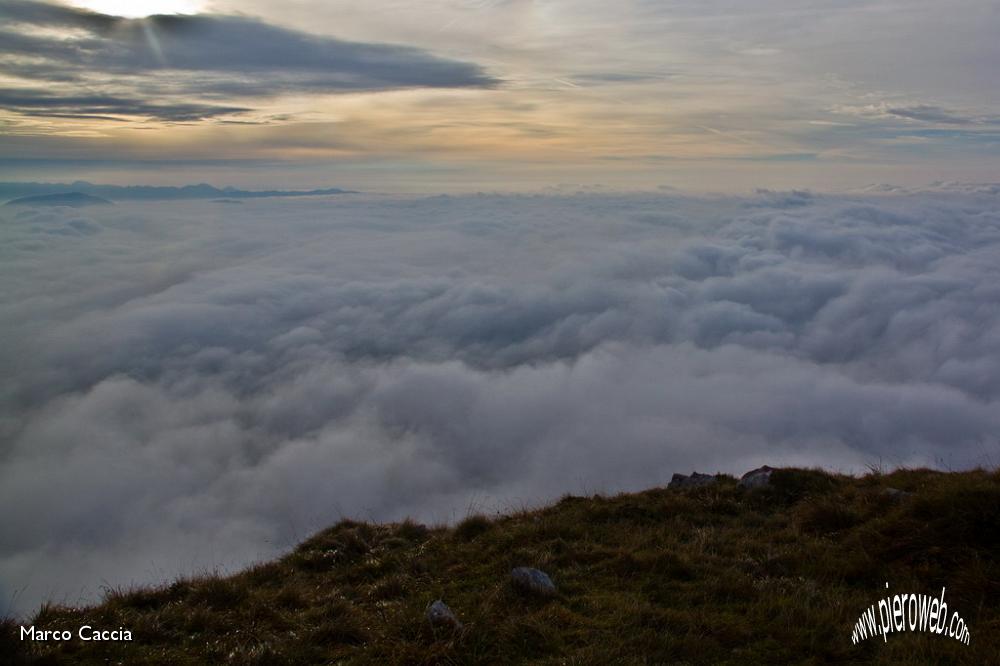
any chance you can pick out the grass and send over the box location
[4,468,999,664]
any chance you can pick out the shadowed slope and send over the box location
[5,468,999,664]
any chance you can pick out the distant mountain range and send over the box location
[0,181,356,202]
[5,192,113,207]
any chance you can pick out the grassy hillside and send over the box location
[5,468,999,664]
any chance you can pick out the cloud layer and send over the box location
[2,189,1000,615]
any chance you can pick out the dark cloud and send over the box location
[569,72,673,85]
[0,89,249,122]
[2,189,1000,615]
[0,1,499,122]
[0,0,116,30]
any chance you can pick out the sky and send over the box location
[1,0,998,191]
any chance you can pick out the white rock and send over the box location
[510,567,557,597]
[739,465,775,488]
[882,487,914,500]
[426,599,462,630]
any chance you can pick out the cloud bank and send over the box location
[2,189,1000,615]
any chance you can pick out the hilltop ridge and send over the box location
[4,467,999,664]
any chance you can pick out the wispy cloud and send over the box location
[835,102,1000,127]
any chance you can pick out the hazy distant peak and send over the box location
[4,191,113,207]
[0,181,356,201]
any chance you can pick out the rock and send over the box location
[669,472,720,489]
[739,465,776,489]
[882,487,914,500]
[426,599,462,630]
[510,567,557,597]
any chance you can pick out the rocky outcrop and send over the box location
[669,472,721,489]
[739,466,775,488]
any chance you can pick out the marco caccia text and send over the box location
[21,625,133,641]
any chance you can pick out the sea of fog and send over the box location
[2,188,1000,615]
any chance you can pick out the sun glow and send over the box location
[71,0,205,18]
